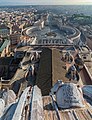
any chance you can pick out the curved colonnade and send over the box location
[21,19,81,46]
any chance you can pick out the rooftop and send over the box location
[0,40,10,52]
[42,95,92,120]
[36,48,70,96]
[0,24,9,30]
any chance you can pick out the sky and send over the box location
[0,0,92,5]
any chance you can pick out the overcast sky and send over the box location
[0,0,92,5]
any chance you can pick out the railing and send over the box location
[50,93,61,120]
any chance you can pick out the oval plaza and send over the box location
[21,13,81,46]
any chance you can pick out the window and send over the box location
[83,56,86,59]
[26,52,30,56]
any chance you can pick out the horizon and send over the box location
[0,0,92,6]
[0,4,92,6]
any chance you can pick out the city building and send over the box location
[10,32,21,45]
[0,24,10,38]
[0,40,10,57]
